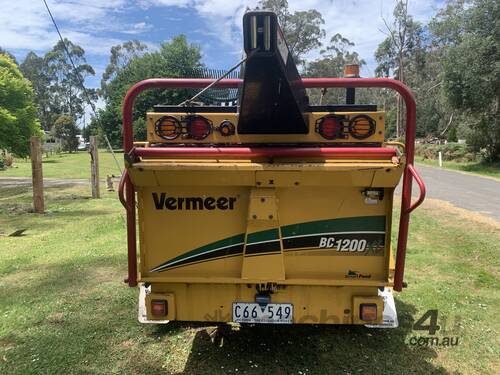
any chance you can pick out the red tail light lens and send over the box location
[316,116,345,140]
[360,303,377,321]
[186,116,212,140]
[151,300,167,317]
[349,115,376,139]
[155,116,181,140]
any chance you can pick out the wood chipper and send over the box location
[119,11,426,326]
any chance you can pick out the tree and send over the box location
[0,47,17,64]
[100,40,148,99]
[438,0,499,160]
[52,115,79,152]
[20,52,56,131]
[95,36,203,147]
[305,34,366,104]
[45,39,96,122]
[375,0,425,137]
[0,54,41,157]
[258,0,325,64]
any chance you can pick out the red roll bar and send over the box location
[121,78,425,290]
[132,146,396,159]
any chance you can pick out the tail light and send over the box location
[151,300,167,317]
[186,115,212,140]
[360,303,377,321]
[349,115,375,139]
[316,116,346,140]
[218,120,235,136]
[155,116,181,140]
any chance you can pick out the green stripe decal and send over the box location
[247,228,279,244]
[281,216,386,238]
[150,216,386,272]
[160,233,245,266]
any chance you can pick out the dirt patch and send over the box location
[45,312,65,325]
[422,198,500,230]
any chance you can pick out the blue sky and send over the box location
[1,0,444,94]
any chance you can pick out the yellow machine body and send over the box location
[129,110,404,325]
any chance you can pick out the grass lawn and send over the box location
[416,156,500,180]
[0,184,498,374]
[0,150,123,179]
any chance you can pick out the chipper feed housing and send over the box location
[119,11,426,326]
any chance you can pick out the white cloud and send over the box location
[139,0,441,73]
[0,0,149,56]
[0,0,443,81]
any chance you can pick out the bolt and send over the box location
[268,215,273,219]
[261,198,265,202]
[252,215,257,219]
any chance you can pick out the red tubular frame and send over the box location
[132,146,396,159]
[121,78,425,290]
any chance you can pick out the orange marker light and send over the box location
[344,64,360,78]
[349,115,375,139]
[155,116,181,140]
[219,120,235,136]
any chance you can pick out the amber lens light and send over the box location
[187,116,211,140]
[151,300,167,317]
[219,120,235,136]
[344,64,360,78]
[360,303,377,321]
[349,115,375,139]
[155,116,181,140]
[317,116,343,140]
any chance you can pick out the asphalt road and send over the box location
[2,166,499,221]
[408,165,500,221]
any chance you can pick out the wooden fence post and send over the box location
[89,136,100,198]
[30,136,44,213]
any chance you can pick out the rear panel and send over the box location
[130,161,402,286]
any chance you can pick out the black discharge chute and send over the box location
[237,11,309,134]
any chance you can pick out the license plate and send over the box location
[232,302,293,324]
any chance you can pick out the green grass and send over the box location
[0,150,123,179]
[0,184,498,374]
[416,156,500,180]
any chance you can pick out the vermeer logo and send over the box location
[152,193,237,210]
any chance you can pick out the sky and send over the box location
[0,0,445,104]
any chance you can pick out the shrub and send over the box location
[415,143,476,162]
[3,151,13,166]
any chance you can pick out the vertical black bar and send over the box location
[346,88,356,104]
